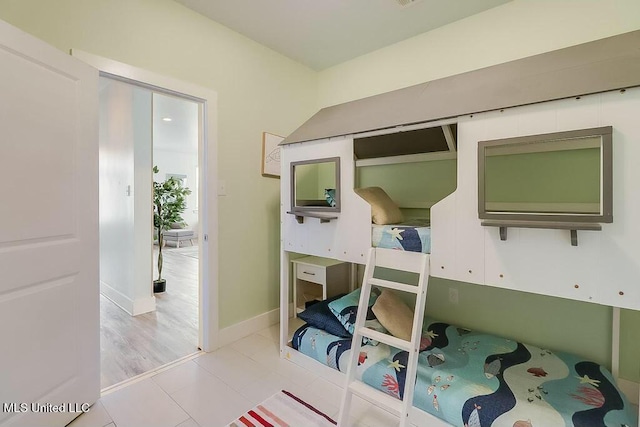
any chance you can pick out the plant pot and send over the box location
[153,279,166,293]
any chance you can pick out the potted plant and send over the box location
[153,166,191,293]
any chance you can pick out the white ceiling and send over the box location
[175,0,512,70]
[153,93,199,154]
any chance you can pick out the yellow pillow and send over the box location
[372,289,414,341]
[354,187,404,225]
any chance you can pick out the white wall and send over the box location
[152,93,199,234]
[153,150,199,233]
[99,77,155,315]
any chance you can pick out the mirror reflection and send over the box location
[484,136,601,215]
[292,158,340,211]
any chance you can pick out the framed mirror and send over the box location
[290,157,340,212]
[478,126,612,223]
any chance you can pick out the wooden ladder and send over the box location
[337,247,430,427]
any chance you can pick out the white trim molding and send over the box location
[218,308,280,348]
[100,281,155,316]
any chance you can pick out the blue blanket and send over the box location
[371,219,431,253]
[292,321,637,427]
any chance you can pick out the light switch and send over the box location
[218,180,227,196]
[449,288,459,305]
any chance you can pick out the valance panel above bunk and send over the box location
[283,30,640,146]
[353,125,456,160]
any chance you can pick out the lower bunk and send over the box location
[289,307,637,427]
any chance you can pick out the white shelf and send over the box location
[286,211,338,224]
[481,220,602,246]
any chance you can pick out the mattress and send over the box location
[371,219,431,253]
[292,321,637,427]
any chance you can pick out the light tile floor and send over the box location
[68,324,407,427]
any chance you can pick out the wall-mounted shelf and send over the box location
[287,211,338,224]
[481,220,602,246]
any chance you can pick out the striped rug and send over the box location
[226,390,337,427]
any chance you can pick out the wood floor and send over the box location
[100,244,199,389]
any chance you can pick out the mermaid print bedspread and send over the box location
[292,320,637,427]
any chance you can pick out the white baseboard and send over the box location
[218,308,280,347]
[132,295,156,315]
[100,281,156,316]
[617,377,639,406]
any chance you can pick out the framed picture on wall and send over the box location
[262,132,284,178]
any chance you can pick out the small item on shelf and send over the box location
[324,188,337,207]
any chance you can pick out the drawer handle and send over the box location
[302,271,316,276]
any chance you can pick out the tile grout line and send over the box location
[101,351,204,397]
[179,332,283,421]
[166,351,261,427]
[97,328,281,427]
[163,387,198,427]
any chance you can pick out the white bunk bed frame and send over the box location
[280,249,448,426]
[279,132,637,426]
[279,31,640,426]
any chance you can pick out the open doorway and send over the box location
[98,76,202,389]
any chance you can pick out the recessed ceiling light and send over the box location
[162,117,172,122]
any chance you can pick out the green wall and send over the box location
[485,148,600,208]
[317,162,336,198]
[317,1,640,108]
[294,164,320,201]
[427,278,610,372]
[294,161,336,202]
[427,278,640,382]
[357,160,457,209]
[0,0,318,329]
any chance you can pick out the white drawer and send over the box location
[296,264,325,285]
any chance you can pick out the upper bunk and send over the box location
[279,30,640,312]
[281,121,456,263]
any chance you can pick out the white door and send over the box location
[0,20,99,427]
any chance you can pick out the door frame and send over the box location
[72,50,219,352]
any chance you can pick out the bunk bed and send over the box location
[292,317,636,426]
[279,30,640,427]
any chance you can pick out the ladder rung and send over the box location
[348,381,402,415]
[358,327,412,352]
[369,278,419,294]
